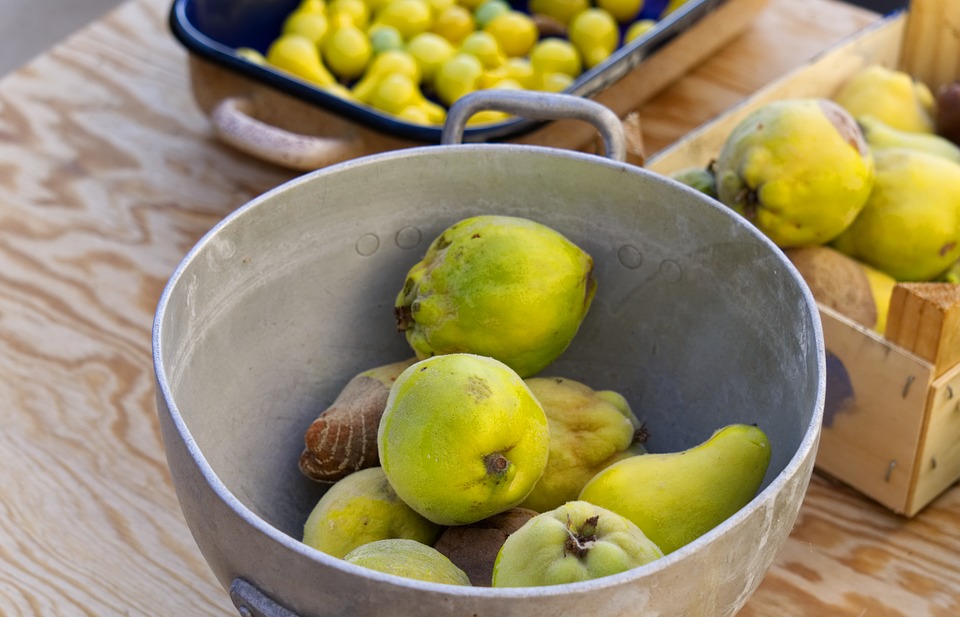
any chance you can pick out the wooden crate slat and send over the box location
[815,305,932,514]
[886,283,960,378]
[899,0,960,91]
[908,362,960,514]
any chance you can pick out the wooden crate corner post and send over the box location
[899,0,960,91]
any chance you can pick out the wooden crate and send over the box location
[645,0,960,517]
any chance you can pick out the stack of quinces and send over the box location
[236,0,690,126]
[295,214,772,587]
[671,65,960,335]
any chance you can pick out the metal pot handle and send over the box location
[210,96,371,171]
[230,578,300,617]
[441,90,628,162]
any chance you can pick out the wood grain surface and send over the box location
[1,0,957,615]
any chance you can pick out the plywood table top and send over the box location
[1,0,955,615]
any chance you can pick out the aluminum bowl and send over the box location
[153,92,824,617]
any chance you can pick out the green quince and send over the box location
[343,539,472,585]
[831,147,960,281]
[302,467,443,558]
[491,500,663,587]
[377,353,550,526]
[714,98,874,247]
[394,215,596,378]
[579,424,771,554]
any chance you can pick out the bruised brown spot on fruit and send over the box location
[472,233,481,239]
[435,234,452,250]
[401,276,416,298]
[394,305,414,332]
[634,423,650,446]
[466,375,493,401]
[819,99,870,157]
[583,264,597,308]
[563,514,599,559]
[941,241,957,257]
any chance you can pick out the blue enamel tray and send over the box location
[170,0,731,143]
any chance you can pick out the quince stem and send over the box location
[484,451,511,476]
[633,424,649,446]
[735,186,761,222]
[563,514,599,559]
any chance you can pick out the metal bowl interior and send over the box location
[153,144,824,617]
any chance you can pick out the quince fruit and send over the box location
[714,98,874,247]
[302,467,443,558]
[344,539,472,585]
[377,353,550,525]
[579,424,771,554]
[395,215,596,378]
[491,500,663,587]
[832,147,960,281]
[519,377,646,513]
[834,64,936,134]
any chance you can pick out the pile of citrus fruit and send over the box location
[236,0,689,126]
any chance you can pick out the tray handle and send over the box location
[210,96,370,170]
[441,90,627,162]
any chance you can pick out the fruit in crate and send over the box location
[579,424,771,554]
[713,98,874,248]
[857,115,960,163]
[831,147,960,282]
[936,80,960,146]
[670,165,717,198]
[343,538,473,585]
[377,353,550,526]
[491,500,663,587]
[784,245,895,334]
[301,467,443,558]
[834,64,936,134]
[519,377,647,513]
[299,358,416,483]
[395,215,596,378]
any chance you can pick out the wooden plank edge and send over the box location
[905,361,960,515]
